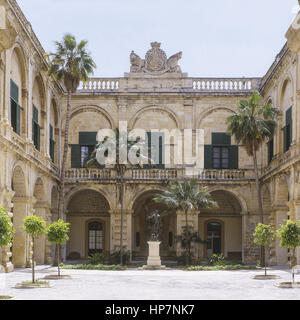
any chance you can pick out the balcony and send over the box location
[65,168,254,182]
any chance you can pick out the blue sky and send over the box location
[17,0,299,78]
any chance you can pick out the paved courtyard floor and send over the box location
[0,266,300,300]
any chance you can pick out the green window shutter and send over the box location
[33,105,38,122]
[79,132,97,145]
[49,125,55,161]
[10,79,19,102]
[204,145,213,169]
[229,146,239,169]
[283,126,287,153]
[286,107,292,125]
[71,145,81,168]
[267,139,274,164]
[16,104,21,135]
[37,125,40,151]
[11,99,17,133]
[212,133,231,145]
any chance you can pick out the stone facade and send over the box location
[0,0,300,271]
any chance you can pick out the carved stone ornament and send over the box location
[130,42,182,76]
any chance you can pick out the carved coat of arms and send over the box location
[130,42,182,76]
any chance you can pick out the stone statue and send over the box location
[167,52,183,73]
[130,51,144,72]
[147,210,163,242]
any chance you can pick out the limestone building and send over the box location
[1,0,300,272]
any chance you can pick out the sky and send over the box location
[17,0,299,78]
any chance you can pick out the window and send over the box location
[283,106,292,153]
[168,232,174,247]
[10,79,22,135]
[71,132,98,168]
[88,221,103,256]
[49,124,55,162]
[32,105,41,151]
[204,133,238,169]
[80,145,95,168]
[213,147,229,169]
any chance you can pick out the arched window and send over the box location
[207,222,222,256]
[88,221,103,256]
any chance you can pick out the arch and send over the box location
[33,177,46,203]
[197,106,236,129]
[129,105,180,130]
[205,186,248,213]
[64,185,113,212]
[10,43,28,89]
[66,188,111,259]
[128,185,167,211]
[32,73,46,112]
[279,75,294,107]
[69,105,115,129]
[11,164,27,198]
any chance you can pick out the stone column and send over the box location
[109,209,131,253]
[44,205,53,265]
[0,187,15,273]
[12,196,36,268]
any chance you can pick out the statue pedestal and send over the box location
[140,241,168,270]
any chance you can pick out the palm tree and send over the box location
[154,180,217,265]
[48,34,96,221]
[227,92,279,264]
[87,129,151,265]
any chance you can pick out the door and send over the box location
[206,222,222,257]
[88,221,103,256]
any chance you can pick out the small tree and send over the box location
[277,220,300,283]
[46,220,70,277]
[253,223,275,276]
[0,206,14,270]
[23,216,46,283]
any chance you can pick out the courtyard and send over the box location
[1,266,300,300]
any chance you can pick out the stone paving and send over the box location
[0,266,300,300]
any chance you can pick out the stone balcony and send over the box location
[77,77,261,95]
[65,168,254,182]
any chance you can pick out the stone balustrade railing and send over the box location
[132,169,178,180]
[192,78,261,93]
[77,77,261,93]
[65,168,253,181]
[65,168,112,180]
[80,78,120,91]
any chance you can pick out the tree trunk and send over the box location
[32,237,35,283]
[292,248,296,283]
[56,90,72,266]
[252,144,265,266]
[185,209,190,266]
[120,178,124,266]
[58,90,72,220]
[58,244,61,277]
[264,246,267,277]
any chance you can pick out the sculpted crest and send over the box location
[130,42,183,76]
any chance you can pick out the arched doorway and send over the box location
[199,190,242,261]
[66,189,110,260]
[132,190,176,259]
